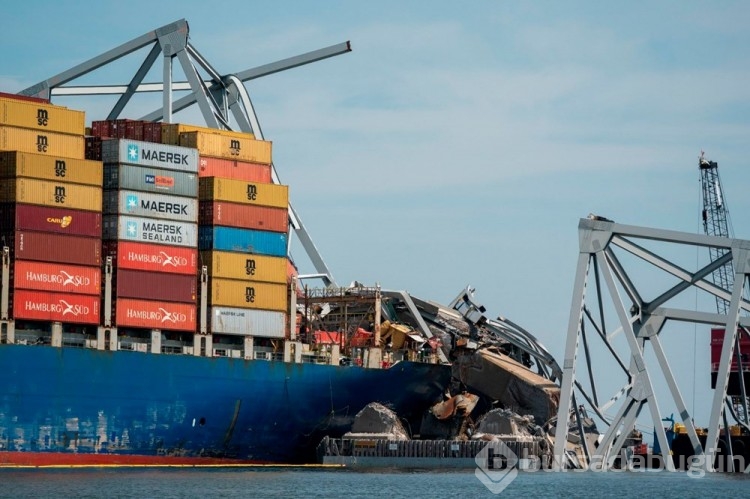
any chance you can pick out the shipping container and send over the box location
[125,121,144,141]
[198,226,287,257]
[102,138,198,173]
[103,164,198,197]
[208,306,286,338]
[179,131,271,164]
[0,126,85,159]
[143,122,162,143]
[287,258,299,285]
[91,120,112,138]
[201,250,287,284]
[0,91,49,104]
[0,178,102,211]
[12,260,101,295]
[198,156,272,182]
[13,289,100,325]
[0,203,101,237]
[85,136,102,161]
[114,269,197,303]
[0,96,85,135]
[198,177,288,209]
[198,201,288,233]
[103,190,198,223]
[0,151,103,186]
[207,278,288,312]
[103,215,198,248]
[103,241,198,276]
[9,231,101,265]
[114,298,196,331]
[161,123,254,146]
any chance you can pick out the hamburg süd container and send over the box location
[161,123,254,146]
[12,260,101,295]
[0,126,85,159]
[0,178,102,212]
[0,151,103,186]
[103,164,198,197]
[207,278,288,312]
[103,215,198,248]
[208,306,286,338]
[198,226,287,257]
[103,241,198,276]
[12,289,100,324]
[201,250,287,284]
[198,156,271,182]
[198,201,288,233]
[0,203,102,237]
[114,268,197,303]
[179,131,271,164]
[10,231,101,266]
[0,96,85,135]
[114,298,196,331]
[103,190,198,223]
[198,177,288,209]
[102,138,199,173]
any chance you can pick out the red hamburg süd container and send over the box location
[199,201,288,233]
[0,203,102,237]
[12,260,101,295]
[114,298,196,331]
[114,269,197,303]
[103,241,198,275]
[13,289,100,324]
[12,231,101,266]
[198,156,272,182]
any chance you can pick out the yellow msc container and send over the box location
[161,123,254,145]
[0,126,85,159]
[0,96,85,135]
[201,250,288,284]
[0,151,102,186]
[180,131,271,164]
[0,178,102,212]
[209,277,288,311]
[198,177,288,209]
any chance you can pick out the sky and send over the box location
[3,1,750,432]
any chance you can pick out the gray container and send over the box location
[103,164,198,197]
[103,215,198,248]
[103,190,198,223]
[102,138,199,173]
[208,306,286,338]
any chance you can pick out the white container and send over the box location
[104,190,198,223]
[102,139,199,173]
[208,306,286,338]
[104,215,198,248]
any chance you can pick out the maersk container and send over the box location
[198,226,287,257]
[161,123,254,146]
[103,215,198,248]
[0,151,103,186]
[201,250,287,284]
[103,164,198,197]
[103,241,198,276]
[12,260,101,295]
[13,289,100,325]
[0,126,85,159]
[114,269,197,304]
[208,278,288,312]
[103,190,198,223]
[10,231,101,266]
[0,203,101,237]
[198,177,288,209]
[198,156,271,182]
[114,298,196,331]
[0,178,102,212]
[198,201,288,233]
[102,138,199,173]
[0,96,85,135]
[179,131,271,165]
[208,306,286,338]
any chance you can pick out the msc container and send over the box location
[201,250,287,284]
[199,177,288,209]
[13,289,100,325]
[162,123,254,146]
[114,298,196,331]
[179,131,271,164]
[12,260,101,295]
[0,178,102,211]
[208,306,286,338]
[198,156,272,182]
[103,241,198,276]
[11,231,101,266]
[0,203,101,237]
[0,151,103,186]
[114,269,197,303]
[103,164,198,197]
[207,278,288,312]
[103,190,198,223]
[198,226,287,257]
[199,201,288,233]
[103,215,198,248]
[0,126,85,159]
[102,138,199,173]
[0,96,85,135]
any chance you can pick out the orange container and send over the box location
[12,289,100,324]
[13,260,101,295]
[114,298,197,331]
[198,156,272,182]
[198,201,288,233]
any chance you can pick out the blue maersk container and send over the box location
[199,226,287,257]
